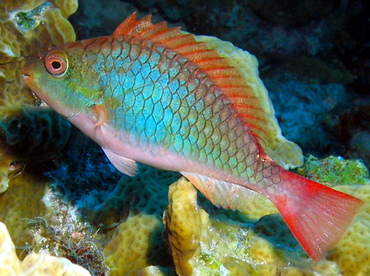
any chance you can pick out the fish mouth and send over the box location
[22,60,41,94]
[22,62,34,85]
[22,73,36,92]
[22,73,32,83]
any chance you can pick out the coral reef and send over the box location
[95,165,179,275]
[0,171,47,253]
[0,0,78,262]
[0,161,110,274]
[0,0,77,197]
[0,221,91,275]
[164,171,370,275]
[93,164,179,226]
[164,177,346,276]
[0,2,112,274]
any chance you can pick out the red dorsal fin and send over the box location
[113,12,153,37]
[113,12,268,140]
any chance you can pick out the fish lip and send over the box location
[22,73,34,86]
[22,68,37,92]
[22,66,32,79]
[22,74,31,81]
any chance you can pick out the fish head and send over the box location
[22,42,102,118]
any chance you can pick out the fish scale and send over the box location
[92,35,255,180]
[23,12,363,261]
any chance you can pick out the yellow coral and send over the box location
[327,185,370,275]
[164,178,346,276]
[164,177,215,275]
[103,213,162,276]
[195,35,303,169]
[0,171,49,251]
[0,0,77,118]
[0,221,91,275]
[0,0,77,247]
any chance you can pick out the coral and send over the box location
[297,155,370,186]
[327,184,370,275]
[0,0,77,218]
[23,214,110,275]
[103,213,163,275]
[0,221,91,275]
[164,176,369,275]
[93,165,180,226]
[196,35,303,169]
[93,165,178,275]
[164,177,219,275]
[0,136,110,275]
[0,170,49,251]
[0,0,77,118]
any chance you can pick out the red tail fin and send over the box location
[272,170,363,261]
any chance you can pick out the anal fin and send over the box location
[181,172,262,213]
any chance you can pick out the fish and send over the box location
[22,12,363,261]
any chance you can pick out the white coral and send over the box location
[0,222,91,276]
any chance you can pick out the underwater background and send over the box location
[0,0,369,275]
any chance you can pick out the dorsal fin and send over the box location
[113,12,268,140]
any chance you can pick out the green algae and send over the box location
[13,2,53,34]
[298,155,370,186]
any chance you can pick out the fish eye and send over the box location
[45,51,68,77]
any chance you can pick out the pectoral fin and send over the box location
[91,104,109,127]
[102,148,137,177]
[180,172,262,213]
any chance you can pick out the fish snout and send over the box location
[22,56,37,78]
[22,56,43,92]
[22,55,44,88]
[22,57,32,80]
[22,65,34,88]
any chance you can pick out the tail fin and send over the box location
[272,170,363,261]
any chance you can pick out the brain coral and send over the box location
[0,221,91,275]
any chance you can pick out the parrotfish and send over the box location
[22,12,363,261]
